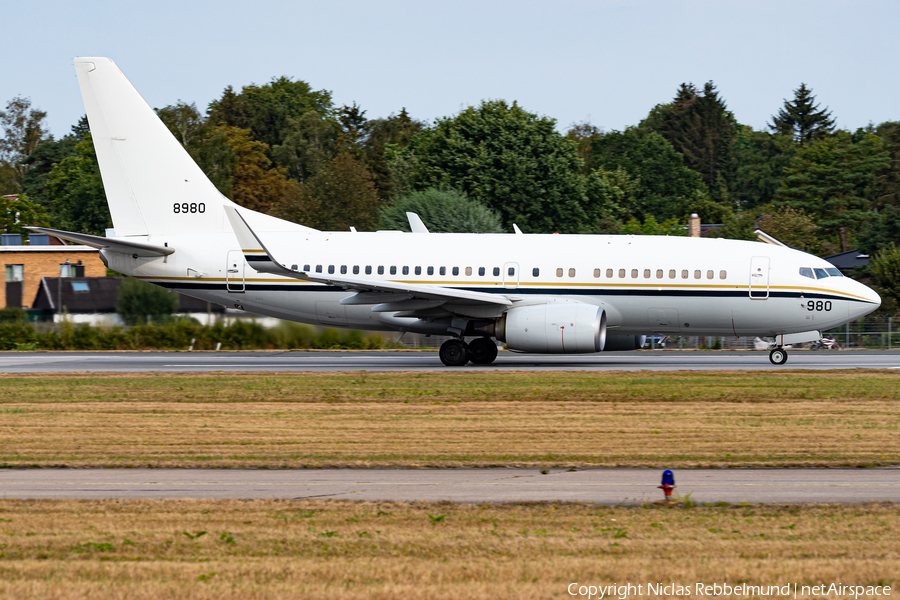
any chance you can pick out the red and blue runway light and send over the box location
[658,469,676,500]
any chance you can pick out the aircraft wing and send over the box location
[224,207,512,308]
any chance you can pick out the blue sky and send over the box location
[3,0,897,138]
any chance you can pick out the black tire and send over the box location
[468,338,498,365]
[769,348,788,365]
[439,339,469,366]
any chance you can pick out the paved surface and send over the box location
[1,350,900,372]
[0,469,897,504]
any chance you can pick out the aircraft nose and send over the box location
[850,281,881,319]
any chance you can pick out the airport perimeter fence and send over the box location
[647,315,899,351]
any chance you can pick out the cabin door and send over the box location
[749,256,769,299]
[503,263,519,289]
[226,250,245,293]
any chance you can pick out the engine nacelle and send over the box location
[603,334,647,351]
[498,303,606,353]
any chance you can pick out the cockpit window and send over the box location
[799,267,814,279]
[814,268,829,279]
[826,268,842,277]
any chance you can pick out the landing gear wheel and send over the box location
[769,348,788,365]
[439,339,470,366]
[468,338,498,365]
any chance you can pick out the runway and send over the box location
[1,349,899,372]
[1,468,897,504]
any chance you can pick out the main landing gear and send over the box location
[769,347,788,365]
[439,338,498,366]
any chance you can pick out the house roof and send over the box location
[824,249,870,270]
[32,277,225,313]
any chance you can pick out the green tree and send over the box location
[868,244,900,307]
[364,108,426,200]
[591,128,706,221]
[207,77,333,153]
[219,126,292,214]
[566,121,604,173]
[732,127,795,210]
[642,82,737,194]
[776,130,890,251]
[273,151,380,231]
[0,193,48,234]
[0,96,48,193]
[410,100,588,233]
[271,110,339,182]
[770,83,835,145]
[116,277,179,326]
[21,117,89,210]
[378,188,503,233]
[620,214,685,236]
[857,204,900,255]
[756,205,820,253]
[46,134,110,235]
[873,121,900,208]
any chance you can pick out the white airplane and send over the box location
[31,57,882,366]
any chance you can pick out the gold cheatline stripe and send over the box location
[241,249,266,254]
[133,276,870,302]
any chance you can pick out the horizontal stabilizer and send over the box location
[25,227,174,257]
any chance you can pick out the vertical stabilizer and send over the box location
[75,57,232,236]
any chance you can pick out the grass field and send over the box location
[1,370,899,468]
[0,499,896,599]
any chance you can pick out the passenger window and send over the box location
[303,264,310,272]
[390,266,397,275]
[719,270,726,279]
[669,269,675,279]
[427,266,434,275]
[316,265,323,273]
[328,265,335,274]
[478,267,485,276]
[568,268,575,277]
[557,268,563,277]
[465,267,473,276]
[508,267,515,276]
[493,267,500,276]
[618,269,626,278]
[826,268,842,277]
[814,268,828,279]
[706,270,713,279]
[339,265,346,274]
[533,267,540,277]
[799,267,814,279]
[291,264,298,271]
[681,270,688,279]
[352,265,359,275]
[402,266,409,275]
[693,270,701,279]
[656,269,663,279]
[452,267,459,276]
[377,266,384,275]
[365,266,372,275]
[643,269,651,278]
[631,269,638,278]
[415,266,421,275]
[606,268,613,278]
[440,266,446,276]
[593,268,601,278]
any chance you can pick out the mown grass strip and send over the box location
[0,370,899,467]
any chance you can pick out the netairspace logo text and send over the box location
[567,582,892,599]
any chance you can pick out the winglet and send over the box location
[224,206,309,279]
[406,212,430,233]
[513,224,523,235]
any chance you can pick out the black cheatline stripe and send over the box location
[244,255,272,263]
[156,280,872,304]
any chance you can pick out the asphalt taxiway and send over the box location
[1,468,897,504]
[1,349,899,372]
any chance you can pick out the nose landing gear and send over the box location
[439,338,499,366]
[769,347,788,365]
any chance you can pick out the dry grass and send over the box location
[0,499,896,599]
[1,370,899,467]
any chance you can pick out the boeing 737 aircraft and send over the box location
[30,58,882,366]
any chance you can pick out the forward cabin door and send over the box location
[226,250,245,293]
[503,262,519,289]
[749,256,769,299]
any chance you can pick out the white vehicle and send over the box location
[31,58,882,366]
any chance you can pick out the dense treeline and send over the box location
[1,76,899,302]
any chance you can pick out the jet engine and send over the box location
[497,303,606,353]
[603,334,647,351]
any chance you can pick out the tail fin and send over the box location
[74,57,313,237]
